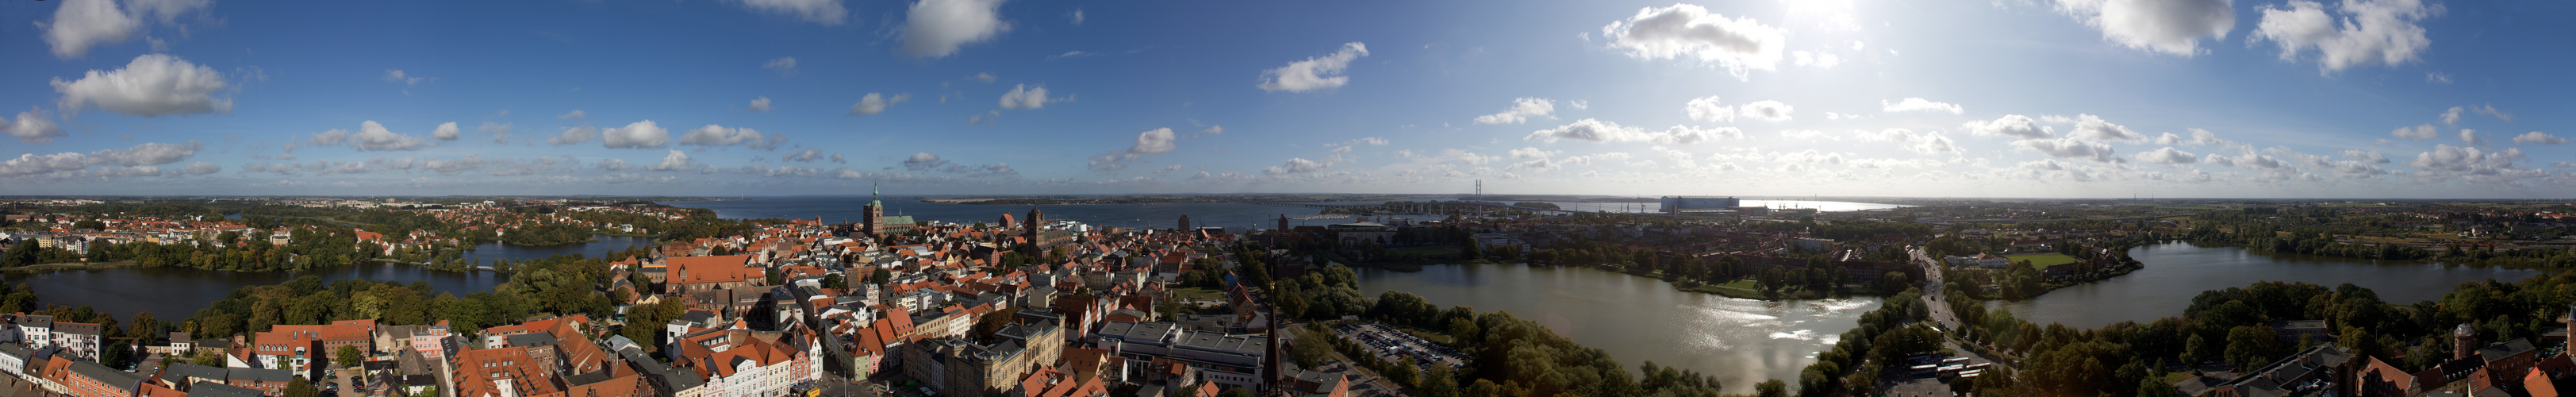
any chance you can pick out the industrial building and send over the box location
[1660,196,1741,214]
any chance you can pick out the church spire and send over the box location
[870,181,883,206]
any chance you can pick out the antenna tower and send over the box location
[1475,179,1484,200]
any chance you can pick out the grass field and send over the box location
[2006,253,2080,268]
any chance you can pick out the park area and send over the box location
[2005,253,2079,268]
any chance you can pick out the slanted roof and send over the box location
[69,361,144,392]
[2480,338,2538,363]
[187,382,263,397]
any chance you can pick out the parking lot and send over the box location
[1331,322,1467,372]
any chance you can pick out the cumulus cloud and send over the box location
[783,148,831,163]
[647,150,693,171]
[1508,147,1556,160]
[2066,114,2145,142]
[602,121,670,148]
[347,121,434,151]
[6,108,69,144]
[2137,147,2199,164]
[1257,42,1369,92]
[849,93,911,115]
[2458,129,2485,147]
[1880,98,1964,114]
[52,54,233,118]
[1473,98,1556,125]
[2252,0,2440,73]
[1964,115,2054,140]
[592,159,631,171]
[2052,0,2236,56]
[2407,144,2526,176]
[2390,124,2436,140]
[2342,149,2390,164]
[747,97,774,113]
[431,121,460,141]
[1684,96,1732,122]
[181,160,219,175]
[996,85,1060,110]
[0,141,202,179]
[897,0,1009,58]
[1856,129,1960,155]
[1200,125,1224,135]
[559,110,586,120]
[547,126,597,145]
[1524,119,1738,145]
[1262,158,1329,175]
[40,0,210,59]
[901,152,950,172]
[1087,128,1180,171]
[1737,100,1793,121]
[2013,137,2121,163]
[678,125,781,149]
[2510,132,2566,145]
[763,57,797,75]
[1505,158,1563,172]
[735,0,847,25]
[1599,4,1785,79]
[2437,104,2510,126]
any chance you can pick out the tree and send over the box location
[285,377,320,397]
[2224,326,2286,371]
[1756,380,1788,397]
[1215,387,1253,397]
[338,345,365,368]
[868,268,892,286]
[821,273,847,290]
[2137,375,2179,397]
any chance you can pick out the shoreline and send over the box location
[0,260,144,272]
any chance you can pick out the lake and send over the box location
[1990,242,2545,328]
[10,235,655,320]
[1357,264,1876,395]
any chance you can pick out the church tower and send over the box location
[1026,207,1046,233]
[1177,214,1192,232]
[862,183,885,237]
[1276,214,1288,232]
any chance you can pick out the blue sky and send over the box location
[2,0,2570,198]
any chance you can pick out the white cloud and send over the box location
[2342,149,2390,164]
[2013,137,2121,163]
[1070,9,1084,25]
[52,54,233,118]
[997,84,1059,110]
[1599,4,1785,79]
[897,0,1009,58]
[2137,147,2199,164]
[602,120,670,148]
[431,121,460,141]
[1508,147,1556,160]
[1473,98,1556,125]
[647,150,693,171]
[2052,0,2236,56]
[783,148,830,163]
[40,0,209,59]
[902,152,950,171]
[969,72,996,83]
[764,57,797,75]
[1879,98,1964,114]
[559,110,586,120]
[547,126,597,145]
[1684,96,1733,122]
[1964,115,2054,140]
[747,97,774,113]
[1087,128,1180,171]
[2407,145,2527,176]
[1262,158,1329,175]
[2510,132,2566,145]
[2252,0,2440,73]
[734,0,847,25]
[1737,100,1793,121]
[850,93,912,115]
[2066,114,2144,142]
[182,160,220,175]
[348,121,434,151]
[2390,124,2436,140]
[1524,119,1737,145]
[2425,71,2451,84]
[1257,42,1369,92]
[1200,125,1224,135]
[2458,129,2485,147]
[1857,129,1961,155]
[1505,158,1563,172]
[1,141,203,179]
[6,108,68,144]
[2438,105,2511,126]
[382,70,430,86]
[1130,128,1177,154]
[592,159,631,171]
[678,125,780,149]
[479,122,516,143]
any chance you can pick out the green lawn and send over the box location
[2006,253,2080,268]
[1170,287,1223,300]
